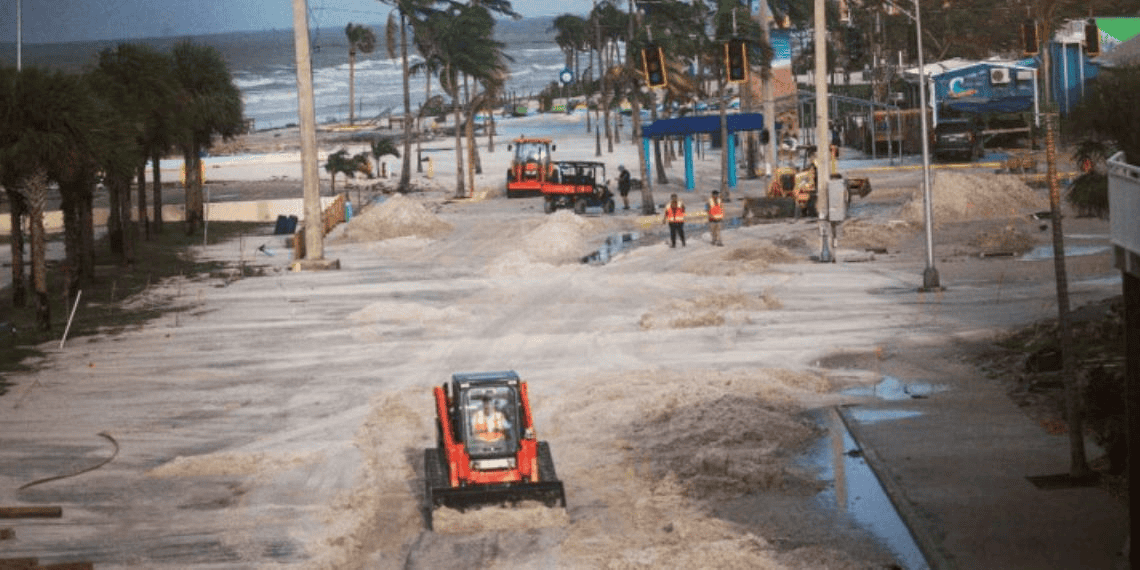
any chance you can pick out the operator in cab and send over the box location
[472,398,509,442]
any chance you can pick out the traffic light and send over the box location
[1086,20,1100,56]
[1021,20,1039,56]
[725,39,748,83]
[642,44,667,88]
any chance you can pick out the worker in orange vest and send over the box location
[472,399,508,442]
[663,194,686,248]
[706,190,724,246]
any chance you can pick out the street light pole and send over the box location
[914,0,940,291]
[16,0,21,71]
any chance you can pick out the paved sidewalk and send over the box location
[841,345,1128,570]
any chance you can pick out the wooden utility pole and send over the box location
[292,0,329,266]
[814,0,832,262]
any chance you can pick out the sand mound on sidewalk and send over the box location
[338,194,452,242]
[899,171,1047,225]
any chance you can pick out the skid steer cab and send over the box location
[424,371,565,530]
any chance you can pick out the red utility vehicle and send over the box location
[506,137,556,198]
[424,371,566,530]
[540,160,615,214]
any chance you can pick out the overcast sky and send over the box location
[0,0,594,44]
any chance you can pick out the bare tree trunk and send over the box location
[399,13,413,191]
[137,163,150,240]
[6,190,27,307]
[152,151,165,234]
[349,50,357,125]
[452,82,465,197]
[108,172,123,254]
[184,146,204,235]
[80,187,96,282]
[20,171,51,331]
[60,182,83,301]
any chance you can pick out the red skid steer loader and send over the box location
[423,371,566,530]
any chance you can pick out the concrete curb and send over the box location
[835,405,955,570]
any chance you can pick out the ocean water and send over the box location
[0,17,567,132]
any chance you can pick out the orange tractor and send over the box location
[506,137,556,198]
[424,371,566,530]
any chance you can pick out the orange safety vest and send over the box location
[665,202,685,223]
[707,199,723,221]
[473,410,505,442]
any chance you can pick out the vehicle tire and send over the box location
[543,197,554,214]
[604,198,615,214]
[573,198,587,215]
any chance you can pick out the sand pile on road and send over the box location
[338,194,452,242]
[484,249,559,277]
[146,450,322,478]
[431,502,570,534]
[683,239,796,276]
[899,171,1047,225]
[485,210,599,274]
[630,395,822,499]
[969,224,1037,254]
[640,290,781,330]
[531,368,866,569]
[523,210,600,264]
[305,390,428,568]
[839,219,917,250]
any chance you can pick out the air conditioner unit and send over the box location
[990,67,1010,84]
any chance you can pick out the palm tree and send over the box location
[382,0,438,192]
[346,23,377,125]
[91,43,179,258]
[433,3,509,197]
[325,149,364,194]
[170,41,244,236]
[0,67,99,330]
[551,14,589,90]
[410,11,448,172]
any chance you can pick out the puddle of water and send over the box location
[801,409,930,570]
[581,232,642,264]
[842,376,947,401]
[846,408,924,424]
[1020,244,1110,261]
